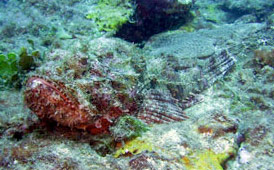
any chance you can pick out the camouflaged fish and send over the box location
[24,33,234,134]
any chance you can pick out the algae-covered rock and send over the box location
[254,48,274,67]
[221,0,274,22]
[182,149,235,170]
[223,0,274,13]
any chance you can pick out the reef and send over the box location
[0,0,274,169]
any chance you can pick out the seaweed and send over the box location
[0,48,39,88]
[0,53,18,87]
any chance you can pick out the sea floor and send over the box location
[0,0,273,169]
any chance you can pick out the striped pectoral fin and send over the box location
[138,90,188,124]
[204,50,235,85]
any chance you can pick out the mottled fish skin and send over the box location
[24,38,140,134]
[25,76,103,132]
[24,37,235,134]
[138,50,235,123]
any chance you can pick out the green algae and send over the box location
[0,53,18,86]
[110,115,149,141]
[86,0,135,33]
[0,48,39,88]
[18,48,36,71]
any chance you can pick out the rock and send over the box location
[222,0,274,21]
[223,0,274,13]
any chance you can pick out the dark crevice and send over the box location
[115,0,194,43]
